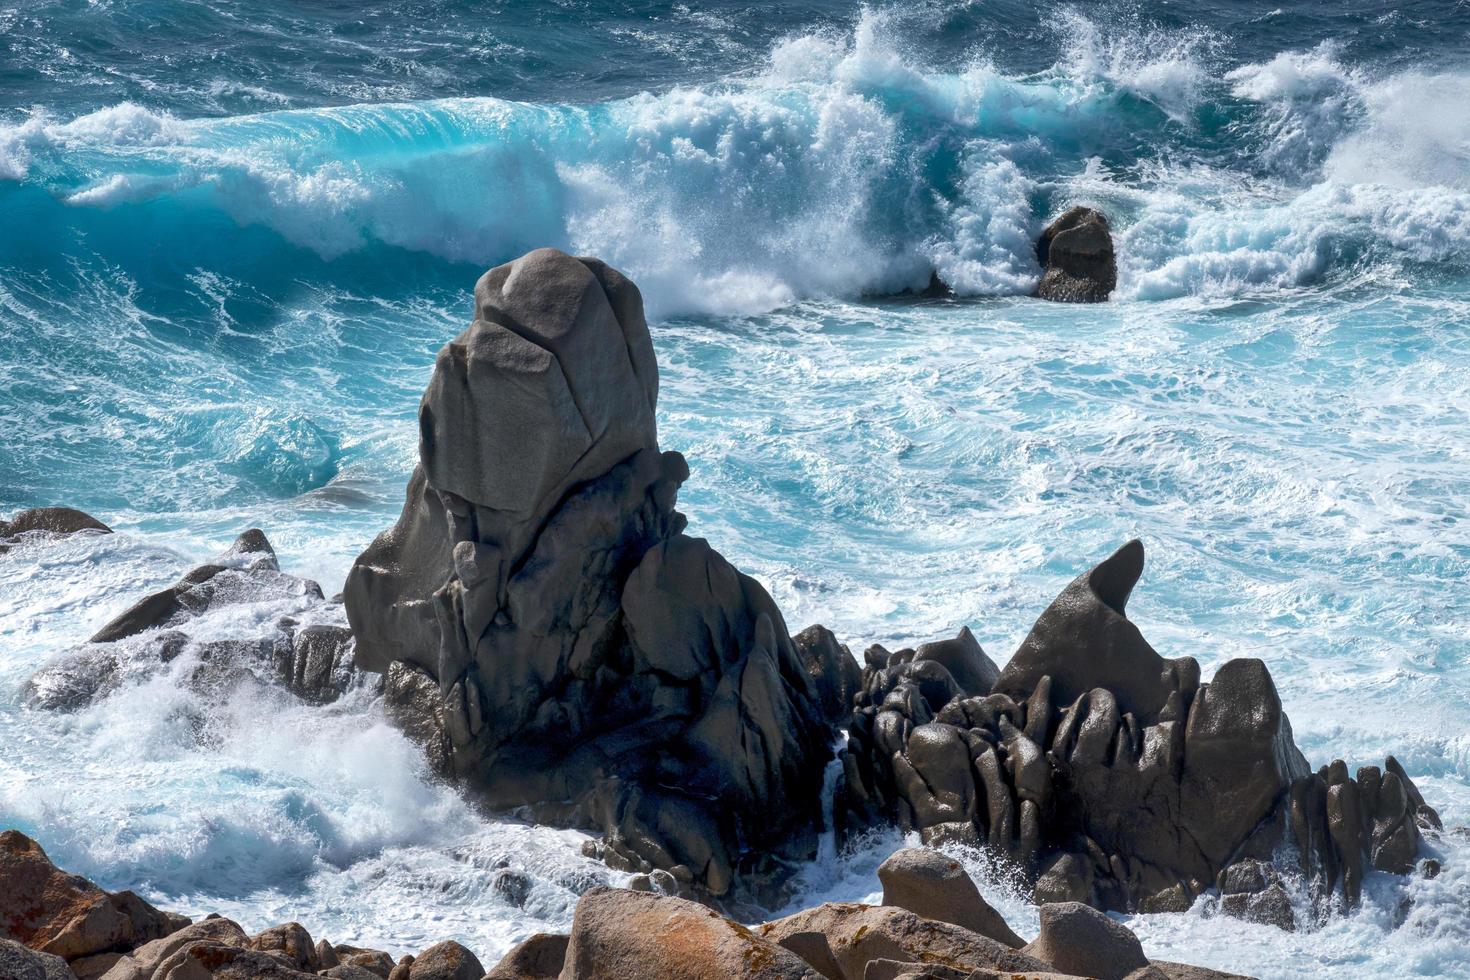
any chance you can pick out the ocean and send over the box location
[2,1,1469,976]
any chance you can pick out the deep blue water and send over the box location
[3,3,1470,977]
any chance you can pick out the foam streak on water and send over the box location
[3,4,1470,977]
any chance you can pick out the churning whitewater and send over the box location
[3,2,1470,978]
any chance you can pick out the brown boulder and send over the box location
[1021,902,1150,980]
[761,903,1048,980]
[248,923,318,972]
[483,933,566,979]
[875,849,1023,948]
[561,888,820,979]
[406,941,481,980]
[0,831,181,963]
[1034,206,1117,302]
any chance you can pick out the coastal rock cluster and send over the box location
[342,248,845,903]
[1,833,1247,980]
[834,540,1442,925]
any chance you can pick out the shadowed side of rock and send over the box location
[343,248,846,904]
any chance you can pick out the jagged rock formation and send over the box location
[836,540,1443,923]
[1034,206,1116,302]
[343,248,843,902]
[25,529,357,713]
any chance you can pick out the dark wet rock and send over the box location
[483,933,567,979]
[913,627,999,698]
[994,540,1197,723]
[1022,902,1149,980]
[0,938,77,980]
[1034,206,1116,303]
[0,831,183,964]
[876,848,1024,948]
[24,531,358,714]
[760,903,1048,980]
[0,507,111,555]
[405,940,481,980]
[560,888,819,979]
[836,539,1438,922]
[794,625,863,725]
[343,249,837,901]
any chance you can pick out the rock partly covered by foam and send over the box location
[0,507,112,556]
[836,540,1443,922]
[1034,206,1116,303]
[24,529,358,713]
[343,248,846,901]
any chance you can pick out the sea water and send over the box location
[2,2,1469,976]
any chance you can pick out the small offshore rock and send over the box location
[1034,206,1117,302]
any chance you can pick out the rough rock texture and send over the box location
[559,888,820,979]
[482,933,566,979]
[24,530,359,713]
[1022,903,1149,980]
[876,848,1023,948]
[404,940,482,980]
[836,540,1441,920]
[0,831,185,965]
[97,918,250,980]
[343,249,842,900]
[0,938,77,980]
[1034,206,1116,303]
[760,903,1049,980]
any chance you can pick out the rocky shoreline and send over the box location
[2,245,1454,978]
[3,828,1249,979]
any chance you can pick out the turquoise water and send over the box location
[3,3,1470,976]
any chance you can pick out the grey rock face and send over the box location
[0,938,77,980]
[1034,206,1117,302]
[343,249,836,901]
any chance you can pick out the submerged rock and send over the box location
[343,248,843,902]
[1034,206,1116,302]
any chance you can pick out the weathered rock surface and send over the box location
[560,887,821,979]
[1034,206,1116,303]
[24,530,359,713]
[761,903,1049,979]
[343,249,842,900]
[0,831,185,966]
[482,933,566,979]
[1022,903,1149,980]
[0,938,77,980]
[836,540,1441,921]
[876,848,1023,948]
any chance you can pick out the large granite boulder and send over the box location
[836,540,1440,920]
[343,249,842,901]
[876,848,1023,948]
[559,888,820,979]
[1034,206,1116,302]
